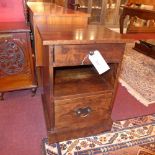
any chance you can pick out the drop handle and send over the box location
[75,107,92,117]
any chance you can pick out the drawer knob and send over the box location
[89,51,94,55]
[75,107,92,117]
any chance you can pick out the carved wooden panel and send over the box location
[0,39,25,77]
[0,29,37,95]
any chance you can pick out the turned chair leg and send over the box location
[0,92,4,100]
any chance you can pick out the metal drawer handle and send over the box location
[75,107,92,117]
[81,51,94,65]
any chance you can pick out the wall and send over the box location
[0,0,25,22]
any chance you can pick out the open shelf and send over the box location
[54,64,117,100]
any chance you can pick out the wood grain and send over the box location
[53,43,125,66]
[55,93,112,131]
[27,2,90,66]
[0,22,37,98]
[40,24,126,143]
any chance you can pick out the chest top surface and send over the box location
[37,24,132,45]
[27,2,90,17]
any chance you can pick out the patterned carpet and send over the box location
[119,43,155,106]
[42,114,155,155]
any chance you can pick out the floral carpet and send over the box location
[119,43,155,106]
[42,114,155,155]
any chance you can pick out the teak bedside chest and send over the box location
[37,24,127,143]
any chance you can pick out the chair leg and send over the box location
[0,92,4,101]
[31,87,37,97]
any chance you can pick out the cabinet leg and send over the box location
[31,87,37,97]
[0,92,4,101]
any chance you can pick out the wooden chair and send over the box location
[120,0,155,33]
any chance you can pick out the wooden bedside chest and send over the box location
[37,24,127,143]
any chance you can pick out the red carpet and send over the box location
[0,84,155,155]
[112,85,155,121]
[0,89,47,155]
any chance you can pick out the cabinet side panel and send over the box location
[42,45,54,131]
[109,43,126,110]
[25,32,36,85]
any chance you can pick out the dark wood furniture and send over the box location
[120,3,155,34]
[0,22,37,100]
[27,2,90,86]
[133,40,155,59]
[62,0,123,25]
[37,24,127,143]
[27,2,90,66]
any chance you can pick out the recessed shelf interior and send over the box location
[54,64,118,99]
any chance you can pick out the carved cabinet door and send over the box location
[0,32,37,94]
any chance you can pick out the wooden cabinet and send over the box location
[54,0,66,6]
[74,0,106,24]
[0,22,37,100]
[62,0,126,26]
[27,2,90,86]
[37,24,126,143]
[120,0,155,33]
[27,2,90,66]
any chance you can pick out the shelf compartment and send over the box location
[54,64,117,100]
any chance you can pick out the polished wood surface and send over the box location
[37,24,130,45]
[55,93,112,131]
[53,43,124,67]
[0,22,37,100]
[122,33,155,39]
[27,2,90,67]
[27,2,89,16]
[54,66,114,99]
[38,24,126,143]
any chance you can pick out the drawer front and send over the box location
[54,43,125,66]
[54,93,112,131]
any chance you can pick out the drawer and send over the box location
[53,43,125,66]
[54,93,112,131]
